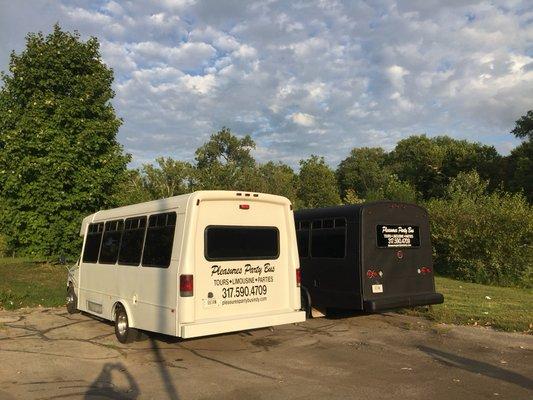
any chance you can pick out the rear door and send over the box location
[361,203,435,301]
[193,197,294,321]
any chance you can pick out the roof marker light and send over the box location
[239,204,250,210]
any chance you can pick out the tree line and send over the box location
[0,26,531,287]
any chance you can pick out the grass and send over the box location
[0,257,66,310]
[405,276,533,333]
[0,258,531,333]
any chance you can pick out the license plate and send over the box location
[372,284,383,293]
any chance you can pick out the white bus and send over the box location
[67,191,305,343]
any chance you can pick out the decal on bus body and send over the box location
[205,262,276,307]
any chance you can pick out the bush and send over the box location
[0,234,8,257]
[426,172,532,287]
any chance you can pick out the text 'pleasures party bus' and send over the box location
[295,202,443,315]
[67,191,305,343]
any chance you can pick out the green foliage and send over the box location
[0,234,8,257]
[511,110,533,141]
[297,155,341,208]
[336,147,390,198]
[389,135,501,199]
[256,162,298,204]
[0,25,130,256]
[194,127,259,190]
[426,171,532,287]
[142,157,194,198]
[503,139,532,201]
[366,174,418,203]
[113,169,152,206]
[342,188,364,205]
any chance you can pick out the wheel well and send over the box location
[112,302,124,319]
[112,301,135,327]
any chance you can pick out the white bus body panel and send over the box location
[76,191,304,339]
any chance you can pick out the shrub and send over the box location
[0,234,8,257]
[426,172,532,287]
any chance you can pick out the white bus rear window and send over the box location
[205,226,279,261]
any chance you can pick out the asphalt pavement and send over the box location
[0,308,531,399]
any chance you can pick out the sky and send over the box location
[0,0,532,168]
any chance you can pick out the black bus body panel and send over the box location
[295,202,443,312]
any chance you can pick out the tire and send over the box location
[300,287,312,319]
[114,305,138,344]
[66,284,79,314]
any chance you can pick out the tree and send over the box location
[194,127,260,190]
[503,111,533,201]
[389,135,501,199]
[0,25,130,256]
[336,147,390,199]
[388,135,446,199]
[113,169,152,206]
[427,171,532,287]
[142,157,194,199]
[256,162,298,204]
[297,155,341,208]
[366,175,418,203]
[342,189,364,205]
[511,110,533,141]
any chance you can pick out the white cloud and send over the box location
[0,0,530,167]
[291,112,316,127]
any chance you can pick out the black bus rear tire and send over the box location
[300,287,312,319]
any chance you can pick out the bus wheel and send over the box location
[66,284,79,314]
[114,305,138,344]
[300,287,312,319]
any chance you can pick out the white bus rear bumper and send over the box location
[180,310,306,338]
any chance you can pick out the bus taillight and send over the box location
[296,268,301,287]
[180,274,193,297]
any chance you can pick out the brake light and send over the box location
[367,269,379,278]
[296,268,301,287]
[180,274,193,297]
[418,267,432,275]
[239,204,250,210]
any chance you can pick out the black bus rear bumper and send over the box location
[363,292,444,312]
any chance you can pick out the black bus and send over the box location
[295,202,443,314]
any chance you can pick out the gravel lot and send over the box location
[0,308,531,399]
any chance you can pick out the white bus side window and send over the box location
[142,212,177,268]
[82,223,104,263]
[99,220,124,264]
[118,216,147,266]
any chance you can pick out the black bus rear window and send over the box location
[376,225,420,248]
[205,226,279,261]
